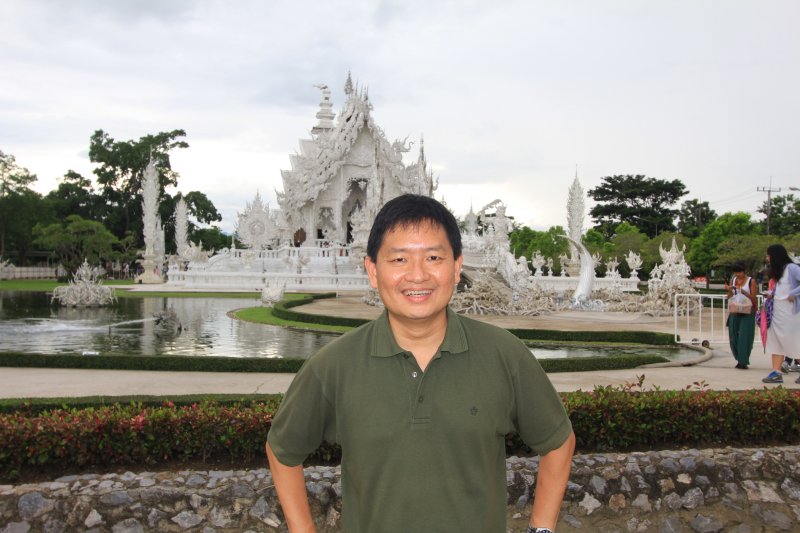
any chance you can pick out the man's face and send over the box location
[365,221,462,326]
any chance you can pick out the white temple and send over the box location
[167,74,435,291]
[165,75,691,313]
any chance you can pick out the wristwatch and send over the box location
[526,527,553,533]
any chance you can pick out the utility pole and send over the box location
[757,179,781,235]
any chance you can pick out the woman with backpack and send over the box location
[725,261,758,369]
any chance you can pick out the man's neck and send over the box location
[388,311,448,371]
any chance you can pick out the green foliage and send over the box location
[758,193,800,236]
[272,293,369,328]
[3,386,799,481]
[712,234,774,276]
[0,151,51,262]
[688,212,758,275]
[559,385,800,452]
[509,328,675,345]
[33,215,120,274]
[0,150,37,197]
[0,353,307,373]
[88,129,189,245]
[508,225,569,273]
[537,354,669,372]
[678,198,717,239]
[192,226,238,252]
[0,400,279,481]
[44,171,99,222]
[588,175,688,238]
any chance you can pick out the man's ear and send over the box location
[453,254,464,286]
[365,256,379,289]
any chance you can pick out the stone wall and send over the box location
[2,446,799,532]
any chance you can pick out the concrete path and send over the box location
[1,294,796,398]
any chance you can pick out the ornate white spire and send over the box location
[344,71,353,96]
[567,169,585,243]
[311,84,335,134]
[141,159,159,258]
[175,197,188,256]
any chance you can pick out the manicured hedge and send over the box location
[510,328,675,345]
[274,295,677,345]
[272,293,370,328]
[2,387,799,481]
[0,352,666,374]
[537,354,669,372]
[0,353,306,373]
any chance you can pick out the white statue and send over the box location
[530,252,545,277]
[625,250,643,279]
[52,260,116,307]
[605,257,621,279]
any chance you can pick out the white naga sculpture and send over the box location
[52,260,116,307]
[561,235,595,305]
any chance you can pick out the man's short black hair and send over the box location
[731,261,746,273]
[366,194,462,262]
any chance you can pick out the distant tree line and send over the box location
[1,130,231,274]
[4,143,799,283]
[507,174,800,281]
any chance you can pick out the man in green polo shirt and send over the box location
[267,194,575,533]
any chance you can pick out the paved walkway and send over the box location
[1,295,797,399]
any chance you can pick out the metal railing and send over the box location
[673,293,762,346]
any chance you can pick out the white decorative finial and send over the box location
[312,83,335,133]
[344,71,353,95]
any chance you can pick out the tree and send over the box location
[509,225,570,272]
[192,226,234,253]
[609,223,648,278]
[677,198,717,239]
[757,194,800,236]
[712,234,773,277]
[588,175,687,238]
[0,150,43,259]
[45,170,100,222]
[687,212,758,276]
[160,191,223,253]
[33,215,120,274]
[89,129,189,240]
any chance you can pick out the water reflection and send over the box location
[0,292,339,359]
[0,292,698,361]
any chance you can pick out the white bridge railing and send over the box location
[673,293,762,346]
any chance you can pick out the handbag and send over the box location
[729,292,752,315]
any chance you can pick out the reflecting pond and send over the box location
[0,292,700,361]
[0,292,339,359]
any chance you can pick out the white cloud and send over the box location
[2,0,799,234]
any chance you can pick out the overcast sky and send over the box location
[2,0,799,234]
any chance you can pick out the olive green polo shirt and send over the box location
[267,307,572,533]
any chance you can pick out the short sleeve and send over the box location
[511,349,573,455]
[267,359,333,466]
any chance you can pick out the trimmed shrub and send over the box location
[3,387,799,482]
[0,353,306,373]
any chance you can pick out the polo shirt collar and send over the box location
[370,306,469,358]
